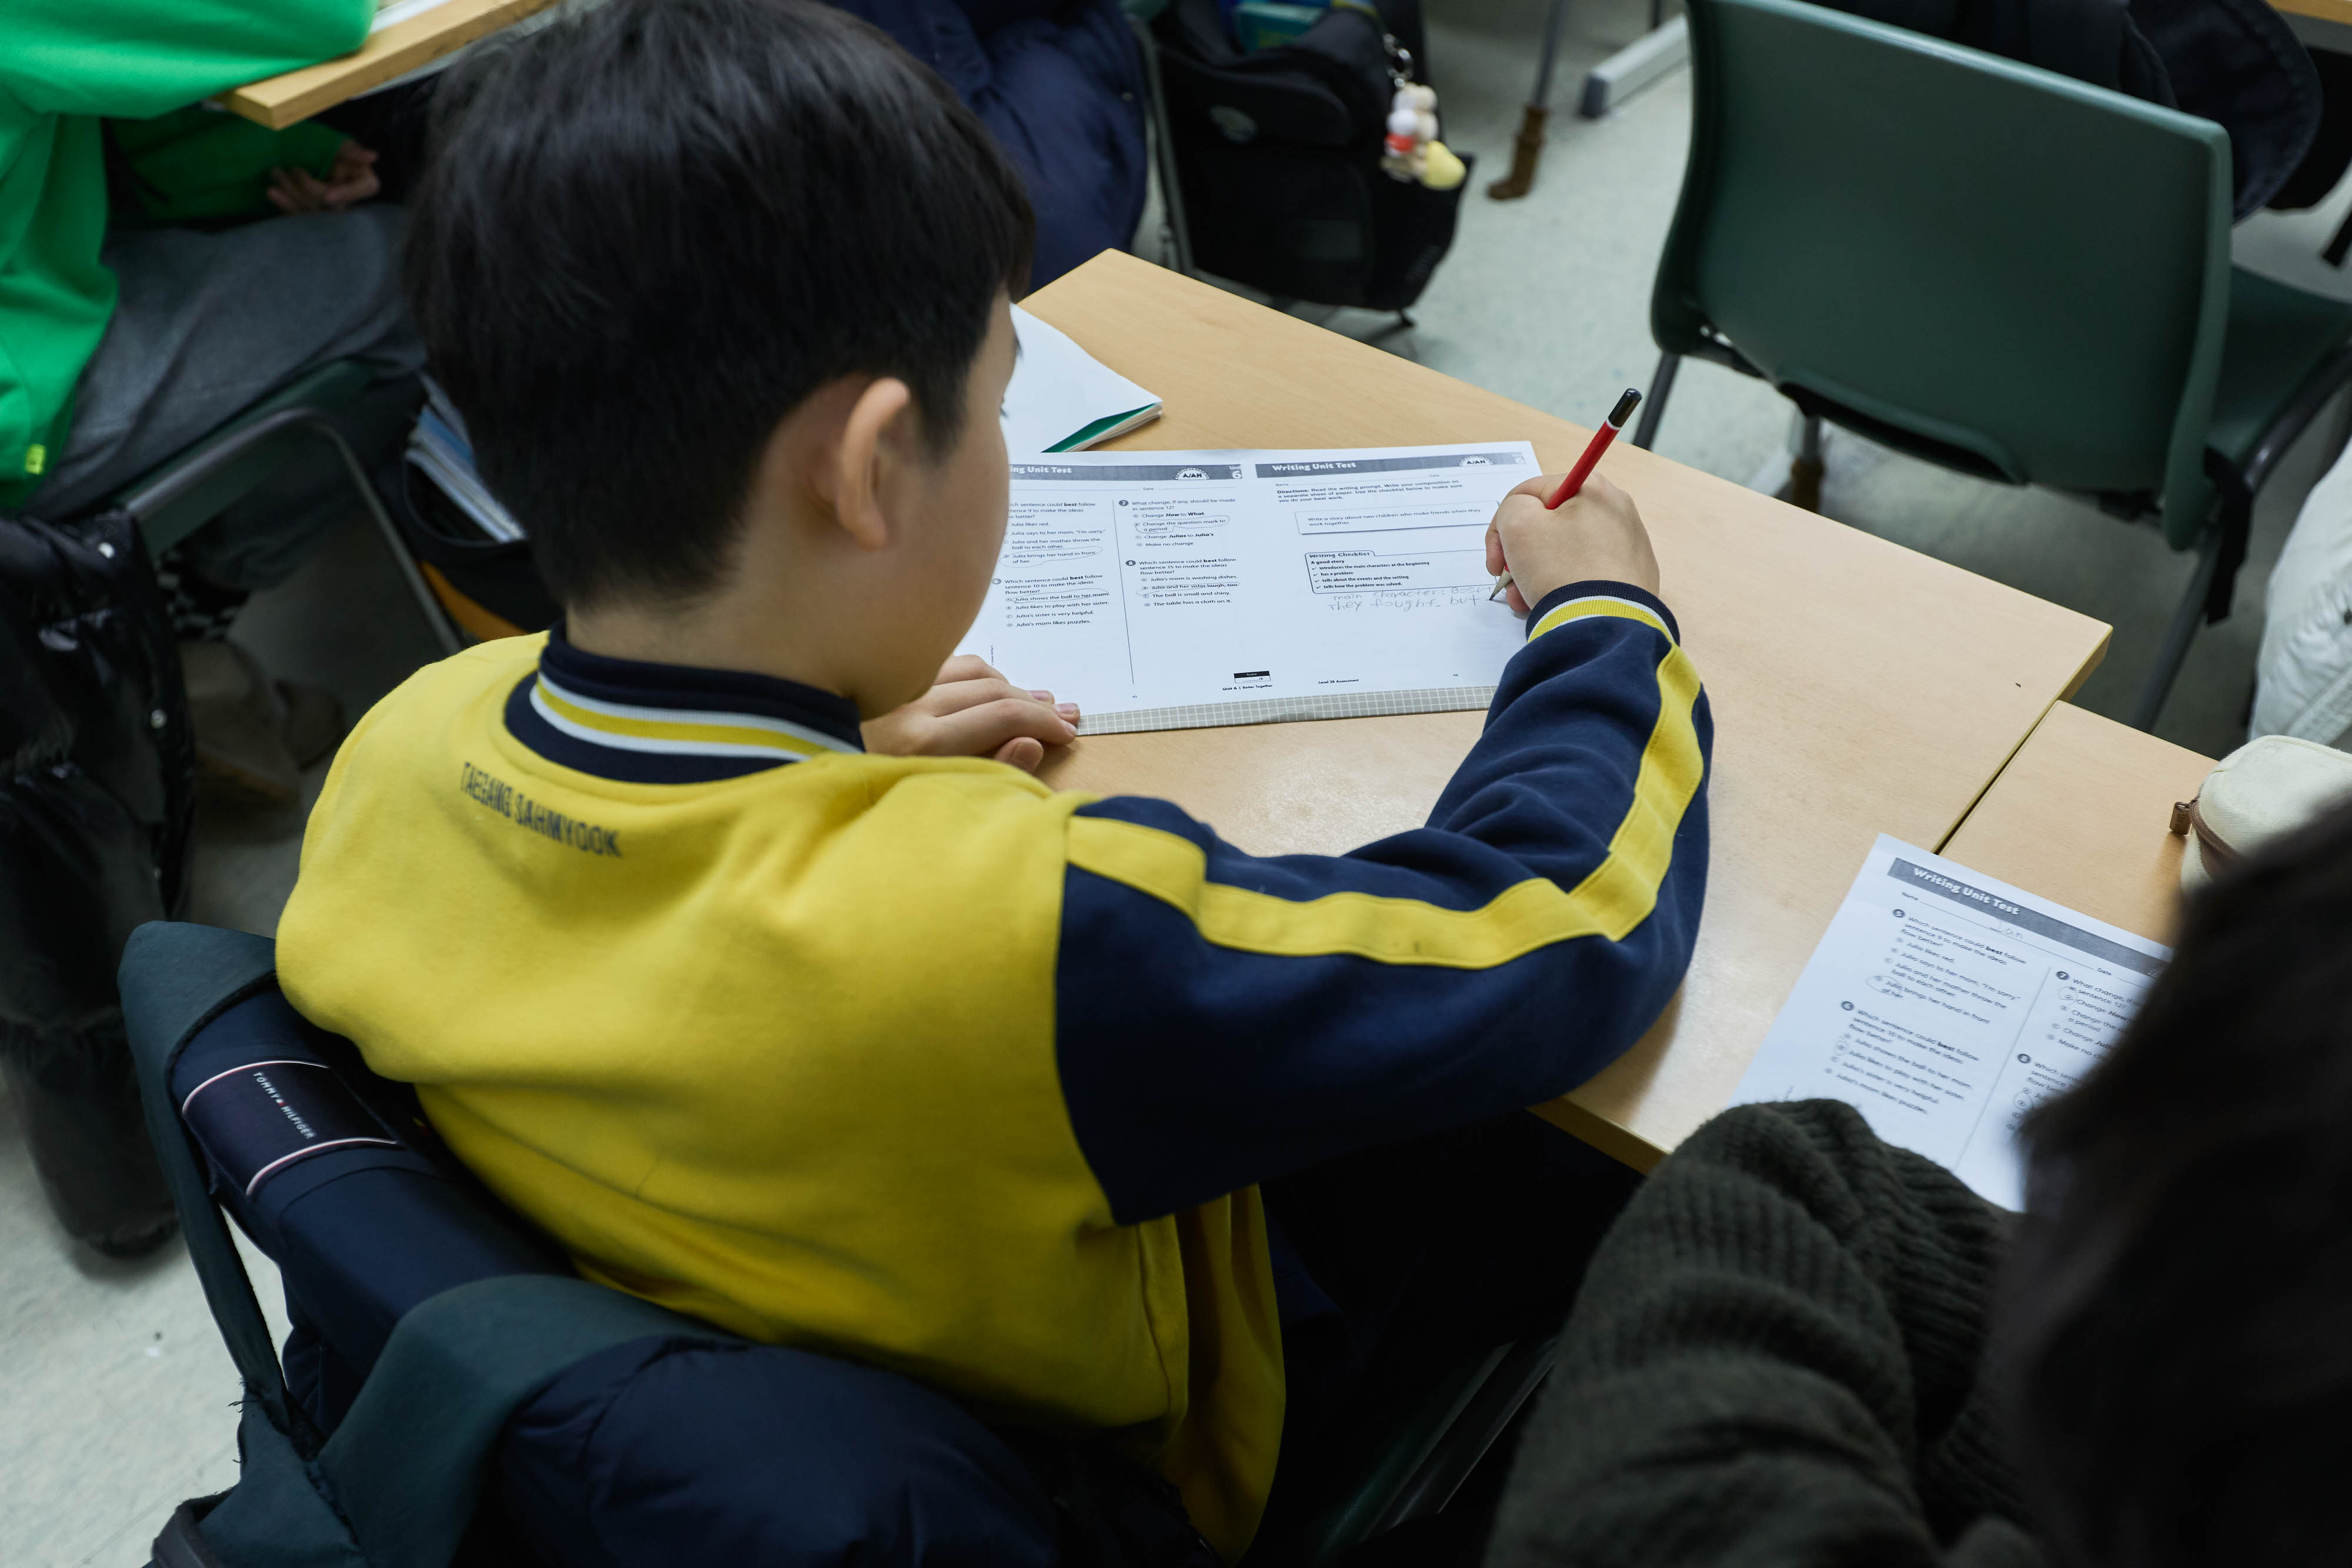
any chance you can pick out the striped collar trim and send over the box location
[505,628,863,783]
[529,672,860,761]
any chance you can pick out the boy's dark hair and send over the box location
[405,0,1033,609]
[2006,799,2352,1567]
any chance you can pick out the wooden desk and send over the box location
[1942,702,2214,947]
[222,0,559,129]
[1023,250,2112,1170]
[2276,0,2352,52]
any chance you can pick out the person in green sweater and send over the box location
[1486,800,2352,1567]
[5,0,426,805]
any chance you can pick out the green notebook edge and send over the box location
[1045,405,1162,453]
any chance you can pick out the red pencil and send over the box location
[1545,386,1643,509]
[1492,386,1644,602]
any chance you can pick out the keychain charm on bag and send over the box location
[1381,82,1464,189]
[1326,0,1465,190]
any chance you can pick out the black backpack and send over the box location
[1152,0,1469,313]
[0,507,188,1257]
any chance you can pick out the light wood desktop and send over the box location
[1943,702,2214,948]
[1022,250,2112,1171]
[2277,0,2352,21]
[222,0,559,129]
[2275,0,2352,44]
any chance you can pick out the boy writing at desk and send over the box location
[276,0,1712,1553]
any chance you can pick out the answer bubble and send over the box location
[1840,1001,1854,1011]
[2056,970,2069,980]
[1892,908,1905,918]
[2018,1054,2031,1064]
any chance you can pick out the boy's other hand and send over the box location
[269,141,381,214]
[1483,472,1659,615]
[862,655,1079,774]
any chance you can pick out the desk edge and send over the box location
[222,0,556,128]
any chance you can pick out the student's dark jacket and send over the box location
[1819,0,2320,218]
[1488,1101,2043,1568]
[829,0,1149,283]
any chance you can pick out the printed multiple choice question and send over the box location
[1732,835,2171,1210]
[958,443,1540,730]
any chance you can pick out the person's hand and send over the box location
[861,655,1079,774]
[1483,471,1659,615]
[268,141,380,214]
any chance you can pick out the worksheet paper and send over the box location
[1001,307,1161,454]
[958,442,1539,734]
[1730,836,2171,1211]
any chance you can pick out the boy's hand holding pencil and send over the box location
[1483,471,1659,615]
[1489,387,1651,612]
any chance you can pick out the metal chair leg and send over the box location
[1489,0,1573,200]
[1130,14,1195,277]
[113,405,463,657]
[1630,352,1679,450]
[2130,525,2223,733]
[2202,489,2253,626]
[332,441,465,658]
[1361,1330,1564,1539]
[1787,413,1825,511]
[1578,16,1689,118]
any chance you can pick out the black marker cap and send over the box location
[1606,387,1643,427]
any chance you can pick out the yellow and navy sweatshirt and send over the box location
[275,579,1711,1559]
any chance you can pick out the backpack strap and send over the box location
[120,923,307,1441]
[121,924,738,1567]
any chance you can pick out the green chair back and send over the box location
[1655,0,2234,547]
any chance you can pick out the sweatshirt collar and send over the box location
[505,625,865,784]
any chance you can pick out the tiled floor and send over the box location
[0,1152,289,1568]
[8,5,2352,1557]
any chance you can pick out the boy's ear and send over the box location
[825,376,917,554]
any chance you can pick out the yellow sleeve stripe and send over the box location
[1528,594,1675,645]
[1066,641,1705,968]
